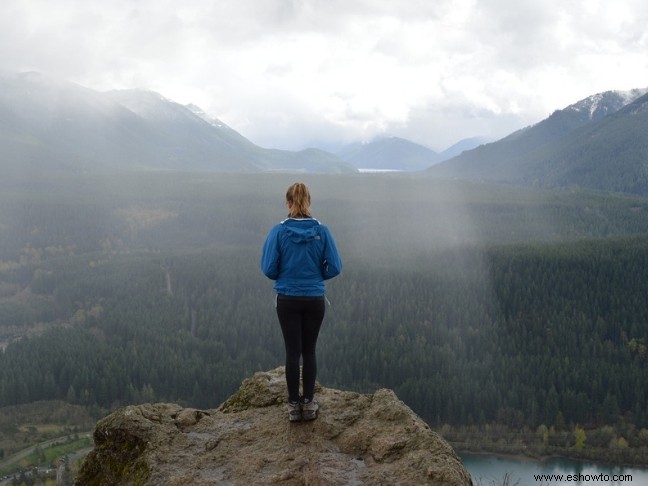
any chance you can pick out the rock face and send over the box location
[76,368,473,485]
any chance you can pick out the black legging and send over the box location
[276,295,326,403]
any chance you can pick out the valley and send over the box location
[0,171,647,469]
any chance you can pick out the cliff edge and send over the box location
[76,368,472,485]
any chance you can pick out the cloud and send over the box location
[1,0,648,151]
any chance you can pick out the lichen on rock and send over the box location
[76,368,473,485]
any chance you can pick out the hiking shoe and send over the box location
[301,397,319,421]
[288,400,302,422]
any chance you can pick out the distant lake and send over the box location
[356,168,403,173]
[460,452,648,485]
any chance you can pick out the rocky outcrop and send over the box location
[76,368,472,485]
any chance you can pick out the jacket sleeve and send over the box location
[321,227,342,280]
[261,226,281,280]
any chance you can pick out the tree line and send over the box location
[0,237,646,432]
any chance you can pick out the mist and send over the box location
[3,167,648,479]
[3,0,648,477]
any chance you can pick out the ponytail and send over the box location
[286,182,312,218]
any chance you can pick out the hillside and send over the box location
[438,136,490,161]
[521,92,648,193]
[0,72,355,174]
[430,88,648,193]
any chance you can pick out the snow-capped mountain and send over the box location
[565,88,648,121]
[430,88,648,194]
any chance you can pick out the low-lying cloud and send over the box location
[1,0,647,151]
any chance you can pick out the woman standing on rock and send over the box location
[261,182,342,422]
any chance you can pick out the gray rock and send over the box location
[76,368,472,485]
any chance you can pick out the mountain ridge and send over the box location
[430,87,648,193]
[336,136,441,171]
[0,72,355,174]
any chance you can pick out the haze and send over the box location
[2,0,647,152]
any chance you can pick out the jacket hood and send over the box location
[282,218,321,243]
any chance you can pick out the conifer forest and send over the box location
[1,171,647,462]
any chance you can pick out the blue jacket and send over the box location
[261,217,342,296]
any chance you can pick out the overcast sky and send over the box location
[2,0,647,151]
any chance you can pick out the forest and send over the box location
[0,171,647,462]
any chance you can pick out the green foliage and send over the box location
[445,421,648,467]
[574,425,586,450]
[0,172,647,437]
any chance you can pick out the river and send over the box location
[460,452,648,485]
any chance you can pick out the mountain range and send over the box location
[2,71,648,195]
[334,135,490,171]
[0,72,355,174]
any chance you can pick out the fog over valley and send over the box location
[2,137,648,482]
[2,0,648,481]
